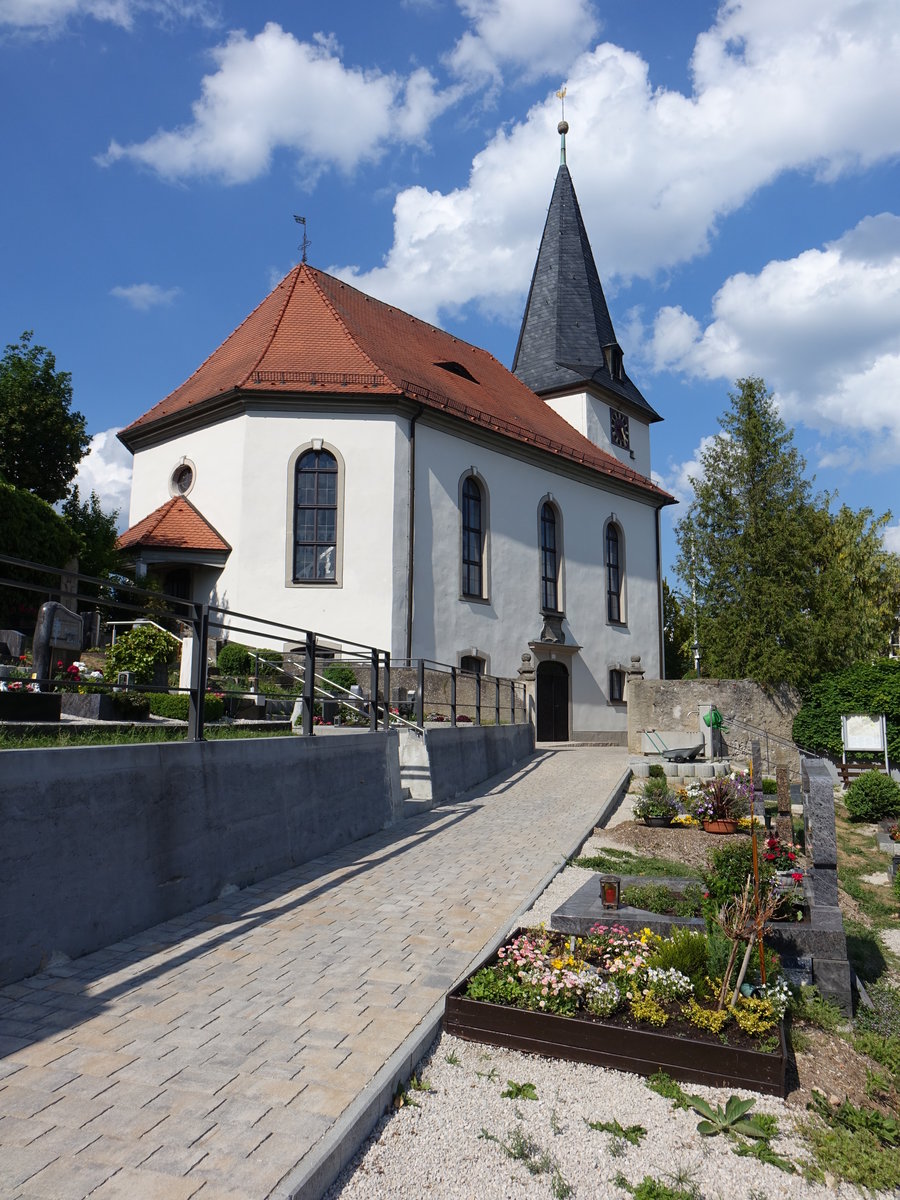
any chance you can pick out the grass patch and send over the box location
[645,1071,690,1109]
[0,725,293,749]
[572,847,701,879]
[585,1117,647,1145]
[479,1125,572,1197]
[843,917,888,985]
[615,1175,699,1200]
[789,986,846,1034]
[838,866,897,923]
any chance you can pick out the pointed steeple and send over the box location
[512,125,659,420]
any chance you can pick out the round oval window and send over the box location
[172,464,194,494]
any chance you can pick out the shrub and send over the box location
[106,624,179,684]
[321,664,358,695]
[108,691,150,720]
[844,771,900,822]
[144,693,225,721]
[648,763,666,779]
[646,927,709,989]
[703,841,773,907]
[217,642,252,675]
[792,659,900,761]
[761,777,778,795]
[622,883,677,913]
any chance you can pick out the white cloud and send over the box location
[339,0,900,322]
[72,430,133,528]
[0,0,215,32]
[654,434,726,506]
[110,282,181,310]
[884,524,900,555]
[98,23,456,183]
[646,213,900,463]
[447,0,598,84]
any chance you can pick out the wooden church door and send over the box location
[536,660,569,742]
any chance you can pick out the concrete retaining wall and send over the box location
[400,723,535,804]
[0,733,402,985]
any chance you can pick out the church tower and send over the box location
[512,117,661,479]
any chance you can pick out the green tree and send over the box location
[662,578,692,678]
[808,504,900,678]
[675,377,900,688]
[0,331,89,503]
[0,479,80,627]
[60,486,120,582]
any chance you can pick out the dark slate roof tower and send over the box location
[512,120,660,422]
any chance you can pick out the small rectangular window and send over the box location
[609,669,625,703]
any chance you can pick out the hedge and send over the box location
[792,660,900,763]
[144,693,225,722]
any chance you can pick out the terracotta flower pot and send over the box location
[702,818,739,834]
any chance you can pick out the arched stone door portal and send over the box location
[536,659,569,742]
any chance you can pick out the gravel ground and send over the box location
[323,856,872,1200]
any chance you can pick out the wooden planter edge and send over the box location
[443,934,787,1097]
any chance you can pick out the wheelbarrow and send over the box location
[643,730,705,762]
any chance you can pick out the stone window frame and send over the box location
[285,440,346,588]
[604,515,626,626]
[538,495,565,616]
[458,469,491,603]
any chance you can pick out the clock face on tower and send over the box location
[610,408,630,450]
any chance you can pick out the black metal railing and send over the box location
[0,555,529,742]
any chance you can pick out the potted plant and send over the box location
[691,775,750,834]
[633,780,680,827]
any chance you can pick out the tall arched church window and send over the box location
[607,522,623,623]
[541,502,560,613]
[461,476,484,598]
[294,449,338,582]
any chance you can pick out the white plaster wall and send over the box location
[410,421,662,734]
[127,411,404,653]
[545,391,651,477]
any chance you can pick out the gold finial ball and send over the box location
[558,120,569,135]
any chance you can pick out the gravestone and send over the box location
[775,763,793,844]
[800,756,852,1013]
[32,601,82,685]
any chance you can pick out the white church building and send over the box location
[118,128,674,742]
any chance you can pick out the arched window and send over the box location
[461,476,484,598]
[606,522,623,623]
[541,502,560,613]
[294,448,338,582]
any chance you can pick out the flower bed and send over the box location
[444,927,788,1097]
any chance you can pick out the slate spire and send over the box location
[512,126,659,419]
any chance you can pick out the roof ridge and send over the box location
[144,496,177,536]
[305,267,393,385]
[236,266,303,387]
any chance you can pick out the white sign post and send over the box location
[841,714,889,774]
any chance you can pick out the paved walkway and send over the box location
[0,747,629,1200]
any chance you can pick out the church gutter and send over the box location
[405,406,423,662]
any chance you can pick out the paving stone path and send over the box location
[0,747,629,1200]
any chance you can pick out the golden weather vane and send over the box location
[556,86,567,121]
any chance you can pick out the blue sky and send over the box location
[2,0,899,584]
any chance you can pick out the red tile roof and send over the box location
[117,497,231,553]
[120,265,672,503]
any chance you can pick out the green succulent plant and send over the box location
[685,1094,770,1139]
